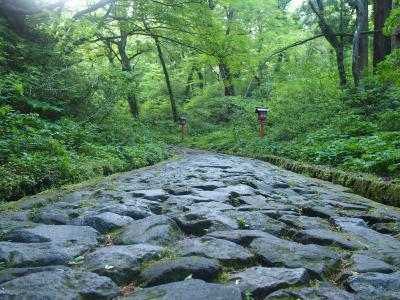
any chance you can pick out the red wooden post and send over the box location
[260,119,265,139]
[255,108,268,140]
[178,116,187,143]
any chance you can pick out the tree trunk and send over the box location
[392,0,400,50]
[154,37,178,122]
[274,53,284,73]
[219,63,235,96]
[352,0,368,87]
[117,32,139,119]
[184,67,194,98]
[335,44,348,87]
[196,68,204,90]
[359,0,369,71]
[309,0,348,87]
[373,0,392,68]
[127,95,139,118]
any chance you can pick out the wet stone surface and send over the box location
[1,147,400,299]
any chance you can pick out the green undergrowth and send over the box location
[0,109,168,202]
[156,77,400,184]
[186,122,400,183]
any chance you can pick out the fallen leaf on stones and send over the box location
[184,274,193,280]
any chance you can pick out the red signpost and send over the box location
[255,108,268,139]
[178,116,187,143]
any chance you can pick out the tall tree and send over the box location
[309,0,348,87]
[352,0,368,86]
[154,35,179,122]
[373,0,392,68]
[392,0,400,50]
[358,0,369,71]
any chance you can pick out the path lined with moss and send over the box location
[1,148,400,299]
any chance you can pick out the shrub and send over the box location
[0,109,168,201]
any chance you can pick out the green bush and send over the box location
[0,110,168,201]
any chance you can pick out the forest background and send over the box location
[0,0,399,202]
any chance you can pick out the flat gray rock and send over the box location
[84,244,165,285]
[0,241,90,268]
[346,271,400,299]
[334,218,400,266]
[132,189,169,201]
[173,212,214,236]
[0,269,119,299]
[115,215,183,246]
[301,204,339,219]
[0,211,33,233]
[217,184,255,197]
[228,267,310,298]
[140,256,222,286]
[206,230,270,246]
[192,190,231,202]
[177,237,254,267]
[97,203,153,220]
[3,224,100,246]
[124,279,242,300]
[31,208,70,225]
[371,222,400,235]
[250,235,340,277]
[279,215,331,230]
[293,229,365,250]
[265,284,357,299]
[83,212,134,233]
[350,254,395,274]
[0,265,69,284]
[225,211,287,235]
[237,195,267,208]
[189,181,225,191]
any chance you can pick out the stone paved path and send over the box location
[1,148,400,299]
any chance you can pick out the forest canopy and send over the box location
[0,0,399,201]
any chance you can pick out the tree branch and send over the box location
[264,31,379,62]
[73,0,114,19]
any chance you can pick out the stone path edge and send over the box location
[2,152,181,209]
[230,151,400,207]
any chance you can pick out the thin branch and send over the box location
[264,31,379,62]
[73,0,114,19]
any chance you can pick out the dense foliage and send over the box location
[0,0,399,200]
[184,57,400,181]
